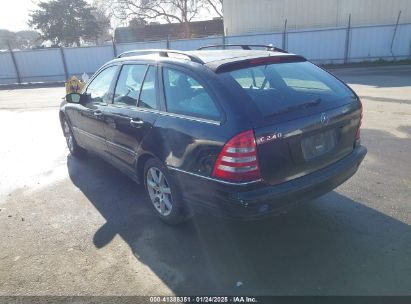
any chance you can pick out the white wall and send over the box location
[223,0,411,35]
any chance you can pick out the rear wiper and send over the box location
[268,98,322,116]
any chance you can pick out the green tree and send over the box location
[29,0,109,46]
[0,29,42,50]
[0,30,16,50]
[15,31,42,49]
[89,7,113,44]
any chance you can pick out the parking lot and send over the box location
[0,65,410,296]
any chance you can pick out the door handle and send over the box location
[93,110,103,117]
[130,119,144,128]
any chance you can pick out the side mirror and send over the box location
[66,93,81,103]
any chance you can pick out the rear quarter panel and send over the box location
[138,62,254,178]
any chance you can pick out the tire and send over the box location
[143,158,190,225]
[62,117,86,158]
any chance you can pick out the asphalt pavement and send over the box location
[0,65,410,296]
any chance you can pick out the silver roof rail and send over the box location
[197,44,288,53]
[117,49,204,64]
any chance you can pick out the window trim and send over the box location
[137,65,160,111]
[121,107,222,126]
[112,63,149,108]
[159,64,224,123]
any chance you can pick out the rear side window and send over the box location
[138,66,158,110]
[163,68,220,120]
[114,64,147,106]
[227,61,355,116]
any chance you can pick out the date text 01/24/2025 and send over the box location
[149,296,258,303]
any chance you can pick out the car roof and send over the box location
[187,50,298,70]
[187,50,283,63]
[109,49,304,73]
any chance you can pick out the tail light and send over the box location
[356,98,363,140]
[212,130,261,182]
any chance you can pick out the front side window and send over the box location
[163,68,220,120]
[113,64,147,106]
[138,66,158,110]
[227,61,355,116]
[86,66,118,103]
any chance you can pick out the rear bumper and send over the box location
[170,146,367,219]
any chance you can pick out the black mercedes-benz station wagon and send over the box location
[60,45,367,224]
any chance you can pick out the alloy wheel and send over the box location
[146,167,173,216]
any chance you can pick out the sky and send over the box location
[0,0,218,32]
[0,0,38,31]
[0,0,103,32]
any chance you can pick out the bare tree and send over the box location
[203,0,223,18]
[111,0,201,23]
[105,0,223,37]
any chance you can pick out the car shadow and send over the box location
[67,128,411,295]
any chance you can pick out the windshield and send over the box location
[226,61,355,116]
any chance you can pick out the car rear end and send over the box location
[185,54,367,218]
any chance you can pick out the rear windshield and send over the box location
[226,61,355,116]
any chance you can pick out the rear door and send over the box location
[225,60,362,184]
[104,64,159,173]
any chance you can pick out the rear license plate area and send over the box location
[301,129,337,160]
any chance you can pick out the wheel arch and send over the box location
[59,111,66,133]
[135,153,157,184]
